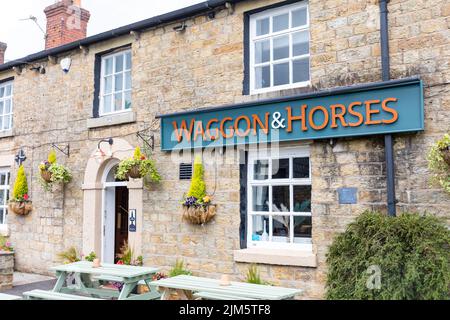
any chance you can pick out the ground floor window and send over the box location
[0,169,10,225]
[247,147,312,250]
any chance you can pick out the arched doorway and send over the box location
[102,161,129,263]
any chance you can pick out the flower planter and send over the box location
[40,169,53,183]
[9,201,33,216]
[0,251,14,291]
[182,204,216,225]
[128,165,142,179]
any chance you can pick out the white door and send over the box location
[103,186,116,263]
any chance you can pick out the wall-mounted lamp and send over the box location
[94,138,114,164]
[15,149,27,166]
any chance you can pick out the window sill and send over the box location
[0,224,9,237]
[87,111,136,129]
[0,129,14,139]
[233,248,317,268]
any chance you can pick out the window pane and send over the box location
[294,216,312,240]
[125,52,132,70]
[272,215,290,242]
[273,62,290,86]
[104,58,113,75]
[293,157,310,178]
[5,85,11,96]
[5,100,11,114]
[0,208,4,224]
[114,93,123,111]
[252,186,269,212]
[272,186,290,212]
[103,95,112,113]
[293,186,311,212]
[273,35,289,60]
[0,101,3,114]
[115,55,124,73]
[251,215,270,242]
[124,71,132,90]
[0,174,5,185]
[255,65,270,89]
[104,76,112,94]
[293,31,309,56]
[0,189,4,204]
[115,74,123,92]
[255,40,270,64]
[293,58,310,83]
[0,117,3,130]
[256,18,270,36]
[272,158,289,179]
[254,160,269,180]
[3,115,10,130]
[292,8,307,27]
[0,87,4,98]
[124,91,132,110]
[273,13,289,32]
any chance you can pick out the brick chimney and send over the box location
[0,42,6,65]
[44,0,90,50]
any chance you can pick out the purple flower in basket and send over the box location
[184,196,198,206]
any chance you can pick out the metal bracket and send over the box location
[137,130,155,151]
[52,143,70,157]
[15,149,27,166]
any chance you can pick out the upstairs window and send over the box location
[249,2,310,94]
[0,170,10,225]
[100,50,132,116]
[0,80,13,131]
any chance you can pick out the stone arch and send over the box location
[81,138,143,260]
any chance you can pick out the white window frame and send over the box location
[0,80,13,132]
[249,1,311,95]
[99,49,132,116]
[247,147,312,251]
[0,169,10,225]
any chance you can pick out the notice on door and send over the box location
[129,209,137,233]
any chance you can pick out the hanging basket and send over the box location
[182,204,216,225]
[127,165,142,179]
[9,201,33,216]
[40,169,53,183]
[441,148,450,166]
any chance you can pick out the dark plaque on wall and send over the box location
[129,209,137,232]
[338,188,358,205]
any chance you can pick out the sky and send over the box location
[0,0,204,62]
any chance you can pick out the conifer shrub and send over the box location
[326,211,450,300]
[187,155,207,199]
[12,165,29,201]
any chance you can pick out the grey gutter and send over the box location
[0,0,246,72]
[156,76,421,118]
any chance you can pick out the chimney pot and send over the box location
[0,42,7,65]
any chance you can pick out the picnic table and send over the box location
[47,261,160,300]
[150,275,302,300]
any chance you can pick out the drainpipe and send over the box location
[379,0,396,217]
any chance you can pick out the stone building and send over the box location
[0,0,448,299]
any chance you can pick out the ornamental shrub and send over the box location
[187,155,206,200]
[48,149,57,164]
[133,146,142,160]
[427,133,450,194]
[12,165,29,201]
[326,211,450,300]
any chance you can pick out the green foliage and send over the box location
[187,155,207,199]
[115,147,161,183]
[427,133,450,193]
[116,241,143,266]
[48,150,57,164]
[12,165,29,201]
[169,259,192,277]
[85,252,97,262]
[0,236,13,252]
[245,265,271,285]
[326,211,450,300]
[57,247,81,264]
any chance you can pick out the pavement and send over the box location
[1,272,57,297]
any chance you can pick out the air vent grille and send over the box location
[179,163,193,180]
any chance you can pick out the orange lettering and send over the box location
[331,104,348,128]
[172,119,195,142]
[365,100,382,125]
[252,113,270,135]
[381,98,399,124]
[220,117,234,139]
[309,106,329,130]
[235,116,251,137]
[193,121,205,141]
[206,118,219,140]
[347,102,364,127]
[286,105,308,132]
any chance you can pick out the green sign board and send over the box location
[157,78,424,151]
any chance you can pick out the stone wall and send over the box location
[0,0,448,299]
[0,252,14,291]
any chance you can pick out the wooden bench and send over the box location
[92,274,147,286]
[194,292,257,300]
[23,290,102,300]
[0,293,22,300]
